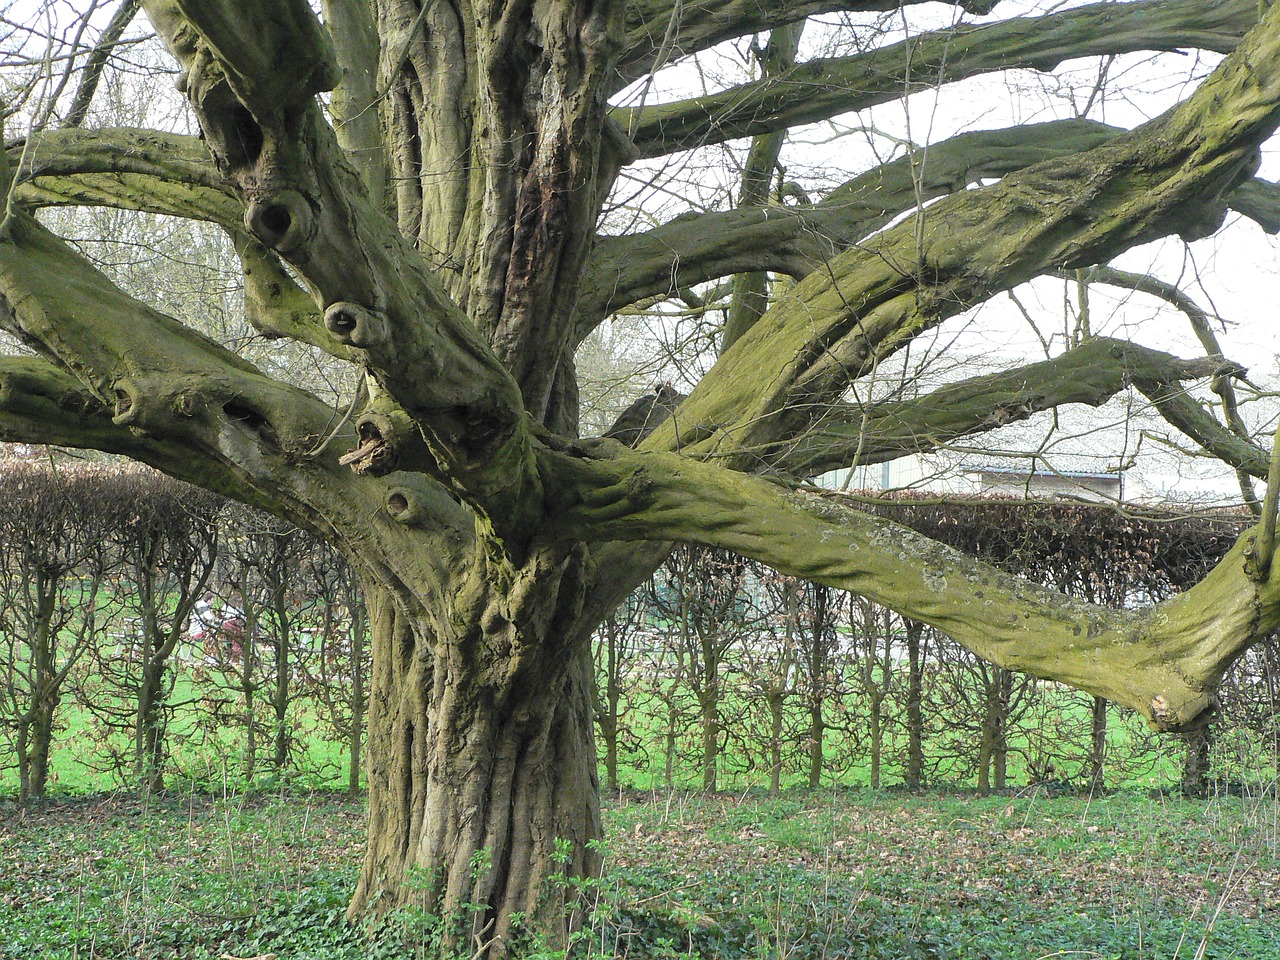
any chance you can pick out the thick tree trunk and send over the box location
[350,583,602,956]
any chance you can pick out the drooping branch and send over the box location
[616,0,999,86]
[234,234,357,359]
[617,0,1256,159]
[540,441,1280,731]
[638,4,1280,468]
[774,337,1242,477]
[1135,381,1272,480]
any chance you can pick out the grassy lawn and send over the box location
[3,786,1277,959]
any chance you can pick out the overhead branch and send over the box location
[722,22,803,353]
[540,440,1280,731]
[0,354,173,459]
[774,337,1241,477]
[637,3,1280,468]
[618,0,1256,160]
[580,119,1122,330]
[8,128,225,193]
[2,127,350,361]
[7,127,237,225]
[617,0,999,87]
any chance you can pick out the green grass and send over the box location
[3,787,1277,959]
[0,672,357,797]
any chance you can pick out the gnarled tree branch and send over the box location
[0,210,467,595]
[540,438,1278,730]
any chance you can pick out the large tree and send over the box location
[4,0,1280,952]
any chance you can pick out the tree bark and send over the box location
[994,669,1011,790]
[768,685,785,795]
[1181,725,1214,797]
[136,655,169,793]
[596,615,624,792]
[805,585,831,789]
[25,576,59,804]
[347,593,367,799]
[1089,696,1108,791]
[270,572,292,772]
[351,582,602,954]
[699,634,721,793]
[976,669,994,795]
[905,620,925,791]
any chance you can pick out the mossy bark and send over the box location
[351,578,602,954]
